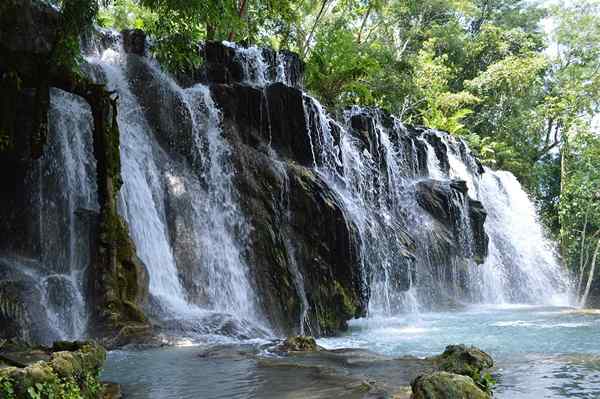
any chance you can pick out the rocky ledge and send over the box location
[0,340,116,399]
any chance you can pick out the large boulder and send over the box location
[416,179,488,265]
[211,82,314,167]
[411,372,490,399]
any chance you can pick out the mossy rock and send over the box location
[411,372,491,399]
[433,345,493,378]
[278,336,319,352]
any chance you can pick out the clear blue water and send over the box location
[102,305,600,398]
[319,305,600,398]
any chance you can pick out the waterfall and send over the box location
[0,87,98,343]
[3,34,570,344]
[477,170,570,305]
[302,96,570,314]
[86,41,268,338]
[42,89,98,340]
[181,84,259,319]
[94,48,190,314]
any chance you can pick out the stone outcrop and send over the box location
[217,86,365,335]
[199,41,304,88]
[276,336,319,353]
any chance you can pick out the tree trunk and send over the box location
[576,210,590,297]
[357,4,373,44]
[580,238,600,307]
[302,0,329,58]
[228,0,247,42]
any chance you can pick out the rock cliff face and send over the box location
[0,1,492,344]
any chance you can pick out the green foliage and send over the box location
[559,130,600,272]
[53,0,99,70]
[26,377,82,399]
[97,0,152,30]
[305,21,380,107]
[475,372,497,395]
[0,375,16,399]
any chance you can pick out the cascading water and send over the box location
[182,84,259,319]
[477,170,570,305]
[0,88,98,344]
[42,89,98,339]
[86,39,268,338]
[301,96,570,314]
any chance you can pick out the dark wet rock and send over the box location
[102,323,157,350]
[433,344,494,377]
[210,82,314,167]
[347,108,429,177]
[423,131,451,174]
[277,49,304,88]
[416,180,489,265]
[265,83,314,166]
[201,41,244,84]
[411,371,490,399]
[124,53,196,165]
[200,42,304,88]
[122,29,146,56]
[416,180,459,225]
[468,200,489,264]
[0,0,59,62]
[214,83,365,335]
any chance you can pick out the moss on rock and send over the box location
[433,345,494,383]
[0,341,106,399]
[278,336,319,353]
[411,372,491,399]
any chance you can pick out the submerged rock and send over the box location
[278,336,319,353]
[411,371,490,399]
